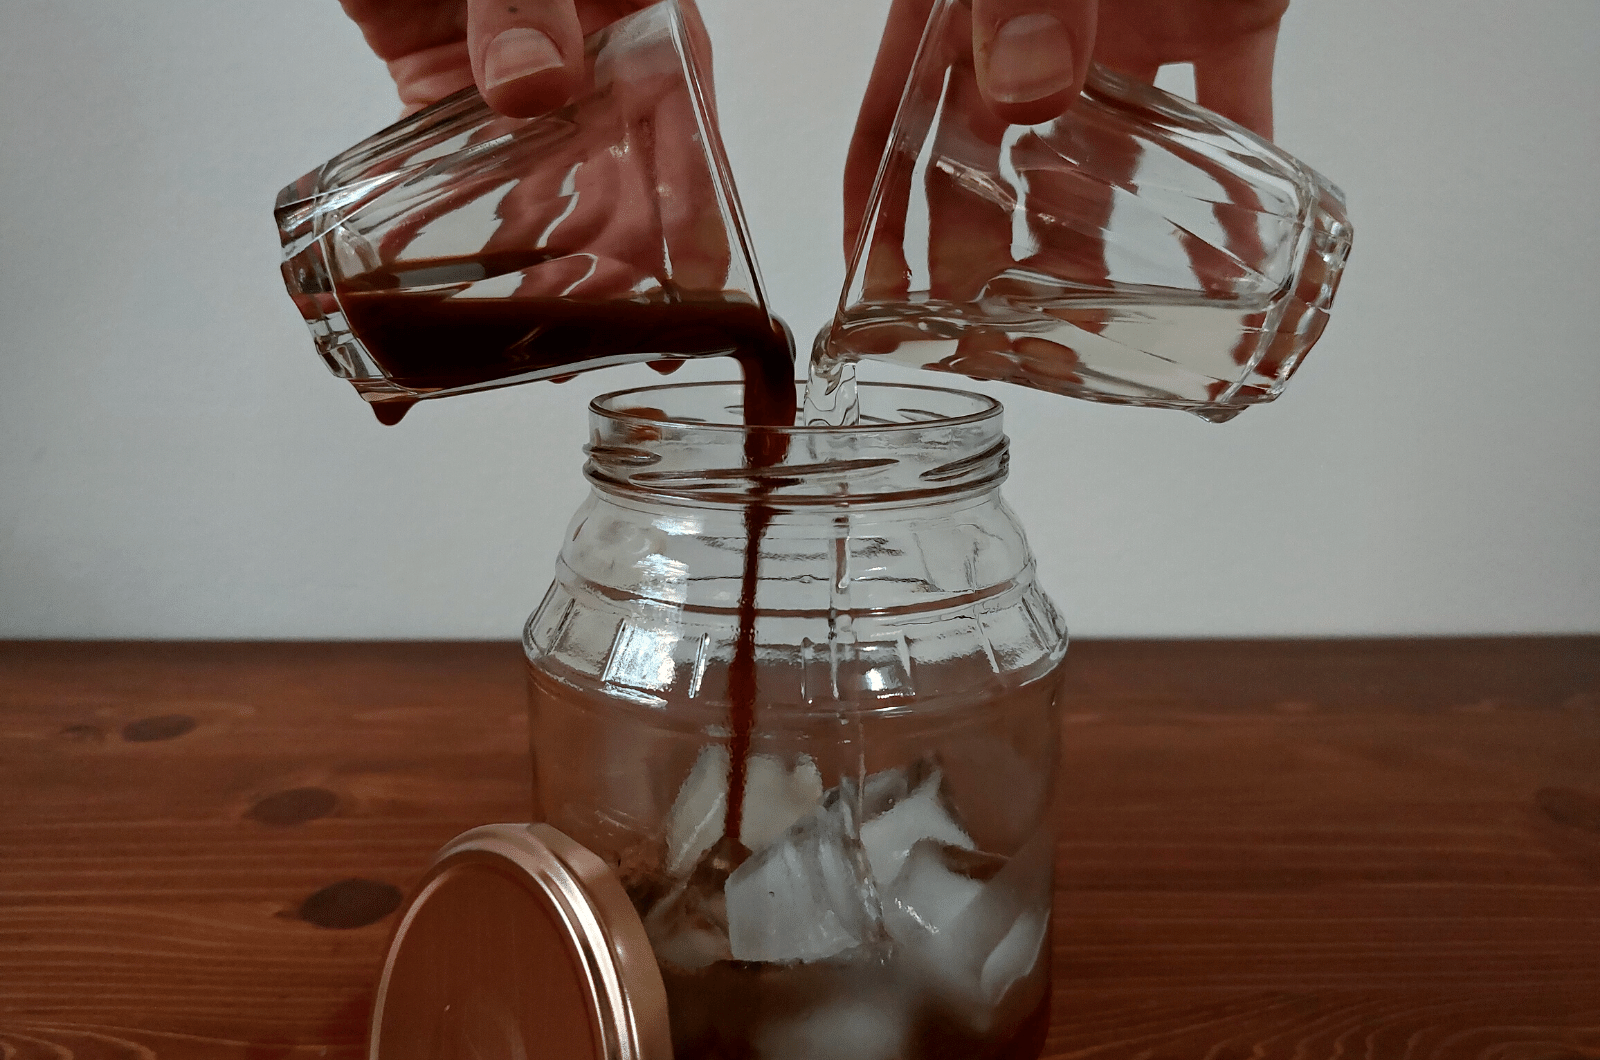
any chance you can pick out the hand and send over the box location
[835,0,1292,406]
[981,0,1289,132]
[847,0,1288,251]
[343,0,728,298]
[339,0,737,382]
[339,0,656,116]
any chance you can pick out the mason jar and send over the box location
[524,381,1067,1060]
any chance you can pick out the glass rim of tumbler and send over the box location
[584,381,1008,508]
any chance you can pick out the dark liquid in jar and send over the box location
[527,657,1063,1060]
[337,259,795,848]
[662,964,1051,1060]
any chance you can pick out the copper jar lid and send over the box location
[369,823,671,1060]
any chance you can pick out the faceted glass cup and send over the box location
[275,0,779,423]
[812,0,1353,423]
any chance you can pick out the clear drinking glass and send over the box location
[810,0,1353,424]
[525,382,1067,1060]
[274,0,781,423]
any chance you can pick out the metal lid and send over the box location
[369,823,671,1060]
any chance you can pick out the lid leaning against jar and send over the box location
[369,823,671,1060]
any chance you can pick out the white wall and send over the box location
[1,0,1596,638]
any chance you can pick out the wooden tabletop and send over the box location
[2,638,1597,1059]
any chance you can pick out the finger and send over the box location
[387,41,477,115]
[651,80,732,293]
[844,0,938,257]
[1158,136,1269,301]
[501,136,663,295]
[971,0,1095,125]
[654,1,737,294]
[672,0,718,110]
[338,0,475,113]
[572,0,655,37]
[1193,21,1279,139]
[340,0,465,62]
[925,62,1014,302]
[467,0,585,117]
[486,138,612,259]
[589,122,670,287]
[1006,126,1123,297]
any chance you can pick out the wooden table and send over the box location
[3,639,1598,1059]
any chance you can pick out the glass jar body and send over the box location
[524,383,1066,1060]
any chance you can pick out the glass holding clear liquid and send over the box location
[808,0,1353,425]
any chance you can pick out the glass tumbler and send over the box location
[811,0,1353,424]
[275,0,781,424]
[525,382,1068,1060]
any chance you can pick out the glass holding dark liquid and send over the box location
[274,0,789,425]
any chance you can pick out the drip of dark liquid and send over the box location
[335,261,796,852]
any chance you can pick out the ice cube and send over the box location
[665,744,730,878]
[648,907,731,971]
[879,838,993,958]
[642,836,743,971]
[741,754,825,852]
[859,761,914,818]
[859,768,974,889]
[857,755,941,819]
[665,746,824,876]
[753,991,910,1060]
[725,789,884,963]
[882,828,1053,1030]
[979,908,1048,1006]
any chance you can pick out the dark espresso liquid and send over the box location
[337,255,792,428]
[528,656,1063,1060]
[722,331,793,851]
[337,260,795,848]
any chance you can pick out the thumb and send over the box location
[971,0,1095,125]
[468,0,586,117]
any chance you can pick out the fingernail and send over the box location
[484,27,564,90]
[984,13,1076,105]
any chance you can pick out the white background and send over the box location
[1,0,1596,639]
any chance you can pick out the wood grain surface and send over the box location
[2,638,1597,1059]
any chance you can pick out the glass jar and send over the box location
[524,382,1067,1060]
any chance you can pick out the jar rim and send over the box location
[589,380,1001,434]
[585,381,1008,507]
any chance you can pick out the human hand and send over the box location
[339,0,657,116]
[344,0,725,299]
[832,0,1295,408]
[847,0,1289,251]
[337,0,741,382]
